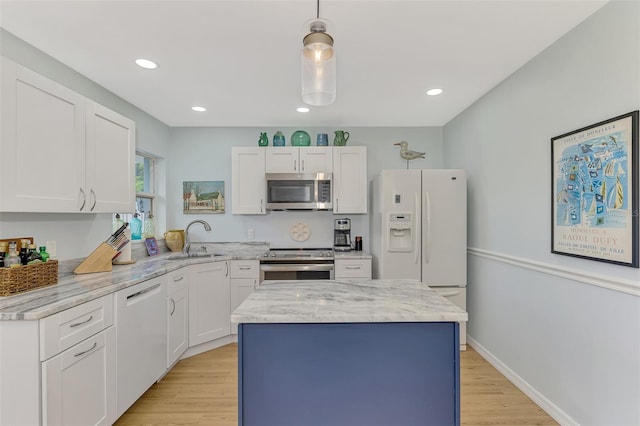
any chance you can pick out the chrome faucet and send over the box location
[183,220,212,255]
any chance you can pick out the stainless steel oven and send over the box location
[260,248,334,282]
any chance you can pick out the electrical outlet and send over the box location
[46,240,57,258]
[248,229,255,240]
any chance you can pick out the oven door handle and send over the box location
[260,264,335,272]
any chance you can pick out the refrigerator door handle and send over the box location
[423,191,431,264]
[413,192,420,265]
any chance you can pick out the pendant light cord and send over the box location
[317,0,320,19]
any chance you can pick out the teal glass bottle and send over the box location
[130,214,143,240]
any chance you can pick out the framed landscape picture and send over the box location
[551,111,639,268]
[183,181,225,214]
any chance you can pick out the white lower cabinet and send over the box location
[167,269,189,368]
[189,261,230,346]
[230,260,259,334]
[41,327,116,426]
[334,258,372,281]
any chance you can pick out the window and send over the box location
[134,153,155,218]
[114,152,157,235]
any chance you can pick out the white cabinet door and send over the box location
[230,278,256,335]
[265,147,298,173]
[229,260,259,335]
[167,270,189,368]
[265,147,332,173]
[231,147,266,214]
[0,57,85,212]
[299,147,333,173]
[189,261,230,346]
[333,146,367,214]
[85,102,136,213]
[41,327,116,426]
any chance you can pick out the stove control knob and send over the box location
[270,252,277,257]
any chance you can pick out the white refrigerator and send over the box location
[370,169,467,347]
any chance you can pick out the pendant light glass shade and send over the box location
[301,18,336,106]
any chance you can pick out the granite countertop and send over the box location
[333,251,372,260]
[0,242,268,321]
[231,279,468,324]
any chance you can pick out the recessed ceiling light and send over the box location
[297,107,310,113]
[135,58,157,70]
[192,106,207,112]
[426,88,443,96]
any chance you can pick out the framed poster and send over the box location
[551,110,639,268]
[183,181,225,214]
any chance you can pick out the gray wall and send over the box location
[0,29,171,259]
[166,127,444,250]
[443,2,639,424]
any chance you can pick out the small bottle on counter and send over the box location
[0,242,7,267]
[7,250,21,268]
[130,213,142,240]
[27,244,42,263]
[113,213,125,233]
[19,240,30,265]
[39,246,50,262]
[355,236,363,251]
[143,213,155,239]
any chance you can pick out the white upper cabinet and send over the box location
[265,147,332,173]
[232,147,266,214]
[85,102,136,213]
[333,146,367,214]
[1,57,86,212]
[0,57,135,213]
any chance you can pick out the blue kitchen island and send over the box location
[231,279,468,426]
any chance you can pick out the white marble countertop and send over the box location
[231,279,468,324]
[0,242,268,321]
[333,251,372,260]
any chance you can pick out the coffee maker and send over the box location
[334,218,352,252]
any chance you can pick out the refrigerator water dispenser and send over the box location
[387,213,413,252]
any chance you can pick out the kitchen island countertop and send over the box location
[231,279,468,324]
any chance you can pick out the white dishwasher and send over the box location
[115,276,167,418]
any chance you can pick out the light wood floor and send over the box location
[115,343,557,426]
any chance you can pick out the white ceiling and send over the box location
[0,0,607,127]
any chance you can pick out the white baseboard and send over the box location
[467,336,578,426]
[181,335,236,360]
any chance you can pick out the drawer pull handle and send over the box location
[345,266,361,270]
[239,267,251,270]
[74,342,97,358]
[69,315,93,328]
[173,276,184,282]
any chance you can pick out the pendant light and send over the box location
[301,0,336,106]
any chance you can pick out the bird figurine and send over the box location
[394,141,426,168]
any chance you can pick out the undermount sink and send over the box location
[165,252,225,260]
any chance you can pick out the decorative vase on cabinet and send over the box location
[291,130,311,146]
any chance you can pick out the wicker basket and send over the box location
[0,260,59,297]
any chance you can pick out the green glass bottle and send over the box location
[39,246,50,262]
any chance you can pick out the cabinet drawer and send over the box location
[168,269,188,293]
[230,260,259,279]
[335,259,372,278]
[40,294,113,361]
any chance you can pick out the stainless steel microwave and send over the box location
[266,173,332,210]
